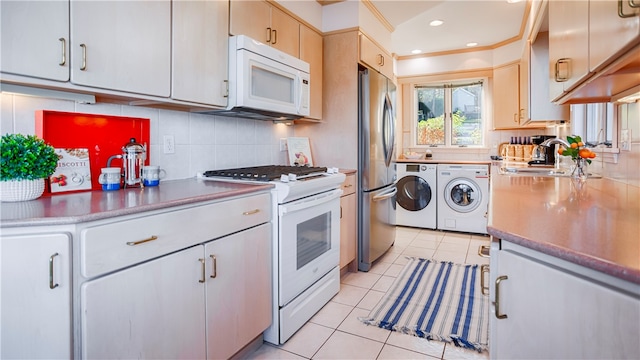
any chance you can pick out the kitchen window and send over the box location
[413,80,485,147]
[571,102,616,148]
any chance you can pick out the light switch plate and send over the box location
[279,138,288,152]
[620,129,630,151]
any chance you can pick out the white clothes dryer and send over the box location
[437,164,489,234]
[395,163,437,229]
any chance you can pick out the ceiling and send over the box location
[323,0,529,57]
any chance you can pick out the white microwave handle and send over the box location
[279,189,342,215]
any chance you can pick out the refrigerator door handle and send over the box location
[382,92,395,168]
[372,186,397,202]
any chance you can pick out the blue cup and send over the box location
[98,167,121,191]
[142,166,165,187]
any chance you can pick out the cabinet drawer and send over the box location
[340,174,356,196]
[80,193,271,278]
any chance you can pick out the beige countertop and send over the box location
[0,178,273,228]
[487,170,640,284]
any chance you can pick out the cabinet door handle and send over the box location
[199,258,206,283]
[266,27,272,43]
[554,58,570,82]
[58,38,66,66]
[210,255,217,278]
[49,252,59,289]
[242,209,260,215]
[478,245,490,258]
[343,184,353,188]
[80,43,87,71]
[480,264,489,296]
[513,113,518,123]
[126,235,158,246]
[494,275,508,319]
[271,29,277,44]
[619,0,640,18]
[222,79,229,98]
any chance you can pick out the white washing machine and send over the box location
[437,164,489,234]
[395,163,437,229]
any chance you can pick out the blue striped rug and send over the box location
[359,257,489,352]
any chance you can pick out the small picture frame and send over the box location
[287,137,313,167]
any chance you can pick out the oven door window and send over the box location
[278,191,340,306]
[297,213,331,269]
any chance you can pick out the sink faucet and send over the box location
[540,137,570,169]
[540,137,570,148]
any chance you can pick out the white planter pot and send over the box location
[0,179,45,202]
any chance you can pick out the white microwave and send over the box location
[218,35,310,121]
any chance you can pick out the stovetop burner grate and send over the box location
[203,165,328,182]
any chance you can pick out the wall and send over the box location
[0,93,294,181]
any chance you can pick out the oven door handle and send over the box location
[372,187,397,202]
[279,189,343,215]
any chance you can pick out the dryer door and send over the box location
[396,175,433,211]
[443,178,482,213]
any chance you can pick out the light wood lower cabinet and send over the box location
[1,233,72,359]
[81,223,272,359]
[339,173,356,270]
[490,241,640,359]
[205,224,272,360]
[81,246,206,359]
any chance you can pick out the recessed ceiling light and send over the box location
[507,0,522,3]
[429,20,443,27]
[466,42,478,47]
[411,49,422,54]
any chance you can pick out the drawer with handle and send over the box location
[341,174,356,196]
[80,193,271,278]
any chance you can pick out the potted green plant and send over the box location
[0,133,59,202]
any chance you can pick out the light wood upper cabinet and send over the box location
[229,0,270,43]
[300,24,323,120]
[493,63,521,129]
[70,0,171,97]
[521,32,570,123]
[270,5,300,57]
[172,0,229,107]
[0,1,69,81]
[548,0,589,101]
[229,0,299,58]
[548,0,640,103]
[589,0,640,73]
[359,33,393,80]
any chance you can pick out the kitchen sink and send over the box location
[499,166,602,178]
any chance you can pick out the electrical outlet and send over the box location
[163,135,175,154]
[620,129,630,151]
[280,138,288,152]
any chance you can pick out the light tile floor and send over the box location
[246,227,491,360]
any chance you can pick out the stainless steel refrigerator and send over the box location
[358,65,397,272]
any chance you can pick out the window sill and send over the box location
[410,147,491,154]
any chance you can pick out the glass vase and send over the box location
[571,158,588,181]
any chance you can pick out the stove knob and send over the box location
[280,174,289,183]
[288,173,297,181]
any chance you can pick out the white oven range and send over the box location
[202,165,345,344]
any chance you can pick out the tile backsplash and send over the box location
[0,93,293,181]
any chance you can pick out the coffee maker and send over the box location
[529,135,556,165]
